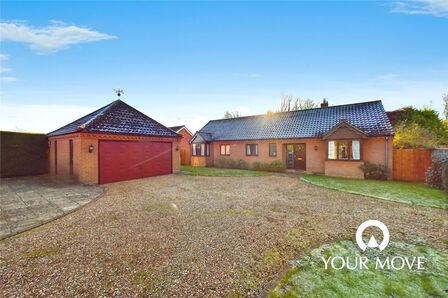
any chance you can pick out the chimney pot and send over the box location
[321,99,329,108]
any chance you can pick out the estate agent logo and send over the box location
[321,219,425,271]
[356,220,389,251]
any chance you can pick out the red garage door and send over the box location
[99,140,172,184]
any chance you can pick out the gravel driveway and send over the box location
[1,175,446,297]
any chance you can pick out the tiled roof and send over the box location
[198,100,394,141]
[169,126,185,132]
[48,100,180,138]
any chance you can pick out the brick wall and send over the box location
[49,133,180,184]
[205,136,393,178]
[210,138,326,172]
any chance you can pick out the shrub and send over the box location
[253,160,286,172]
[268,160,287,172]
[425,155,448,189]
[359,162,388,180]
[236,159,248,169]
[215,157,248,170]
[215,157,235,169]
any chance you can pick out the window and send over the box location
[220,144,231,156]
[328,140,361,160]
[246,144,258,156]
[269,143,277,157]
[192,143,209,156]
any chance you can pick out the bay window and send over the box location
[192,143,210,156]
[328,140,361,160]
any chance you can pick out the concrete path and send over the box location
[0,175,102,239]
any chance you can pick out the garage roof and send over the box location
[47,100,181,138]
[196,100,394,141]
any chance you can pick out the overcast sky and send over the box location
[1,0,448,133]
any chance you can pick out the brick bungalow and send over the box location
[169,125,193,165]
[47,100,181,184]
[190,100,394,179]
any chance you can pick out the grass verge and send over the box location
[301,174,448,209]
[270,240,448,297]
[181,165,273,177]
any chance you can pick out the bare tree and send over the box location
[277,93,318,112]
[279,94,293,112]
[292,98,318,110]
[224,110,241,119]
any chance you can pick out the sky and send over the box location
[1,0,448,133]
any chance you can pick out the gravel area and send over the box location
[1,175,447,297]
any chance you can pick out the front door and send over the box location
[286,144,306,170]
[294,144,306,170]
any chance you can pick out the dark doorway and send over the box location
[286,143,306,170]
[69,140,74,175]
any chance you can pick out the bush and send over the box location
[253,160,286,172]
[359,162,389,180]
[215,157,248,170]
[426,155,448,189]
[236,159,248,169]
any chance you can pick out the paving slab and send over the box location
[0,175,102,239]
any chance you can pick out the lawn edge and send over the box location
[300,176,446,210]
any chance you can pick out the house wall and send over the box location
[49,133,180,184]
[48,134,81,179]
[205,136,393,179]
[210,138,326,172]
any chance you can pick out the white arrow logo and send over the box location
[356,220,390,251]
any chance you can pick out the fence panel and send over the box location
[180,148,190,165]
[393,148,432,182]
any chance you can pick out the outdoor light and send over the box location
[176,145,180,151]
[314,145,318,151]
[88,144,94,153]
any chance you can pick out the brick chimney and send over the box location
[321,98,329,108]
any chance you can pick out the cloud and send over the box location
[0,20,117,54]
[0,67,12,73]
[0,54,8,60]
[0,102,95,133]
[391,0,448,18]
[0,77,17,82]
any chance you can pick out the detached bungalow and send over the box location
[190,100,394,179]
[47,100,181,184]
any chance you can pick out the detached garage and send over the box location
[47,100,181,184]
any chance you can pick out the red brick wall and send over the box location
[210,138,326,172]
[206,136,393,178]
[49,133,181,184]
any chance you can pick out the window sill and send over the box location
[326,159,363,162]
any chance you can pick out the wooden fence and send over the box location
[180,148,190,165]
[393,148,432,182]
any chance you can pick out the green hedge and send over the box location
[0,131,49,177]
[215,157,286,172]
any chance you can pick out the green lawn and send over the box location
[302,174,448,209]
[180,166,273,177]
[270,240,448,298]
